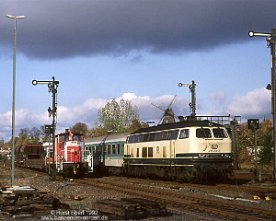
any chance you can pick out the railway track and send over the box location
[76,177,276,221]
[3,166,276,220]
[103,175,276,201]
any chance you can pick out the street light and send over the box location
[249,29,276,182]
[6,14,25,186]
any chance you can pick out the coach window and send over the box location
[107,145,111,155]
[112,144,116,154]
[136,148,139,157]
[117,144,120,155]
[179,129,189,139]
[142,147,147,157]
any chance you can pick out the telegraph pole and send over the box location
[249,29,276,182]
[32,77,59,180]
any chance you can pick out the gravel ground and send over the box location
[1,167,276,220]
[1,170,193,220]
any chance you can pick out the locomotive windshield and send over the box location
[196,128,228,138]
[196,128,211,138]
[213,128,228,138]
[72,135,82,141]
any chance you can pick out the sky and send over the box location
[0,0,275,141]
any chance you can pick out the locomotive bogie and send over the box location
[60,162,88,177]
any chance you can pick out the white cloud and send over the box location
[0,89,271,141]
[120,92,138,100]
[209,91,225,103]
[0,93,188,141]
[227,88,270,117]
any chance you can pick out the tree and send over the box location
[5,126,45,151]
[97,98,141,133]
[15,128,29,148]
[29,127,43,143]
[256,120,273,164]
[237,119,273,167]
[70,122,89,136]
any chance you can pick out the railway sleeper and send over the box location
[95,198,168,220]
[0,186,69,219]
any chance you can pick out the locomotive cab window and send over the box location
[59,135,65,142]
[196,128,211,138]
[213,128,228,138]
[73,135,82,141]
[179,129,189,139]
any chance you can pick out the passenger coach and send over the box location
[85,133,128,175]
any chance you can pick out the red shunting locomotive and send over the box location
[45,129,88,177]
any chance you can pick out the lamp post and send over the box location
[178,80,196,118]
[249,29,276,182]
[32,77,59,179]
[6,14,25,186]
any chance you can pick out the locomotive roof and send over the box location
[132,120,224,134]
